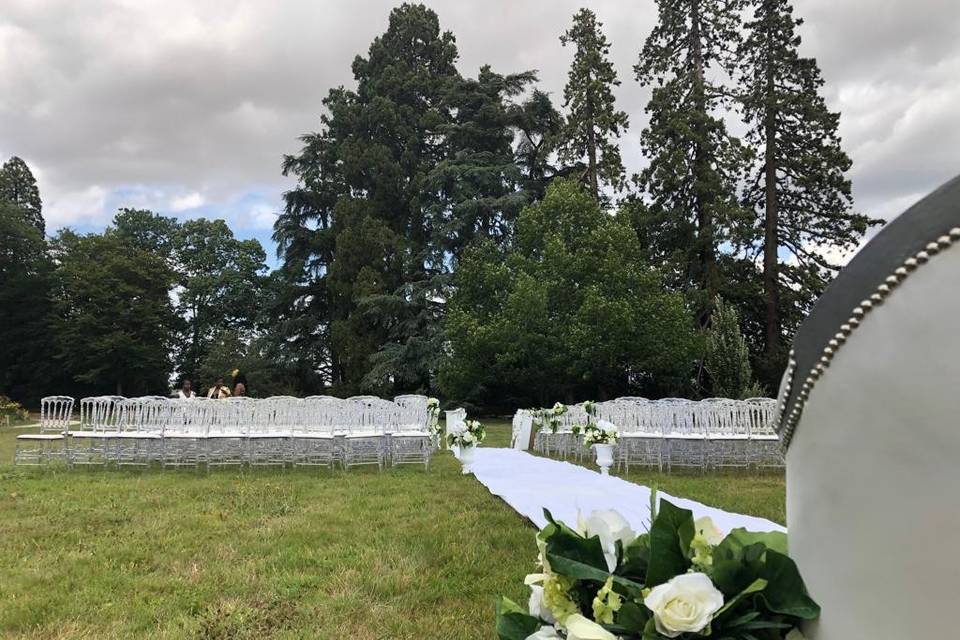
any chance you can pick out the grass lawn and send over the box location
[0,419,783,639]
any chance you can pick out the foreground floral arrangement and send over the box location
[447,418,486,448]
[496,498,818,640]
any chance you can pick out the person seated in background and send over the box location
[177,379,196,399]
[207,378,232,399]
[231,369,247,397]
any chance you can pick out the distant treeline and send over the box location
[0,2,881,411]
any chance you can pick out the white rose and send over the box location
[564,613,618,640]
[644,573,724,638]
[577,509,636,572]
[462,431,475,444]
[526,626,562,640]
[694,516,725,546]
[528,585,556,624]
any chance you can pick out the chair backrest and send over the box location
[445,408,466,436]
[40,396,74,433]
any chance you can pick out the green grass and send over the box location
[0,420,783,639]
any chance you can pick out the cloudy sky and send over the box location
[1,0,957,266]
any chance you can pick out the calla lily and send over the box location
[564,614,619,640]
[577,509,635,572]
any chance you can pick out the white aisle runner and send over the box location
[470,448,785,534]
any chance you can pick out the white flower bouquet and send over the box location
[535,402,569,434]
[583,420,619,447]
[427,397,442,437]
[496,498,818,640]
[446,418,486,448]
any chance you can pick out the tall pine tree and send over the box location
[635,0,750,324]
[737,0,882,378]
[0,156,44,236]
[276,4,461,394]
[558,8,629,201]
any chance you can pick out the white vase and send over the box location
[459,444,476,475]
[593,443,614,476]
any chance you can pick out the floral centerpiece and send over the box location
[496,498,818,640]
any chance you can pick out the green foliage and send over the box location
[705,297,760,399]
[558,8,629,200]
[499,497,816,640]
[736,0,883,385]
[0,201,54,406]
[172,218,268,378]
[276,3,465,395]
[0,395,30,424]
[50,229,178,396]
[112,207,180,260]
[0,156,44,235]
[510,89,564,201]
[196,329,310,397]
[635,0,752,324]
[441,180,700,409]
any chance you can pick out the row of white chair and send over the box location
[523,397,784,472]
[15,395,436,470]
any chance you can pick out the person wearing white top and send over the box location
[177,379,196,399]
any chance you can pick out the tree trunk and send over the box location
[762,1,781,364]
[585,70,600,200]
[689,0,716,325]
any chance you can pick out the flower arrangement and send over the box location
[0,395,30,425]
[535,402,568,434]
[496,498,818,640]
[583,400,597,419]
[446,418,486,449]
[583,420,619,447]
[427,397,442,437]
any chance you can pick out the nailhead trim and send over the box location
[776,227,960,449]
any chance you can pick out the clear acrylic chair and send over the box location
[15,396,73,465]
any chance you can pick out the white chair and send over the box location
[661,399,706,472]
[69,396,123,466]
[342,397,388,471]
[703,398,750,469]
[391,396,432,470]
[197,397,246,468]
[246,397,289,467]
[445,408,466,457]
[292,397,337,470]
[15,396,73,465]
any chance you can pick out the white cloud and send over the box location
[1,0,958,244]
[170,191,205,212]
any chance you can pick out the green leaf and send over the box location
[645,499,695,586]
[495,596,542,640]
[756,550,821,619]
[605,600,650,635]
[619,533,651,581]
[711,539,767,597]
[725,528,789,556]
[713,578,768,620]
